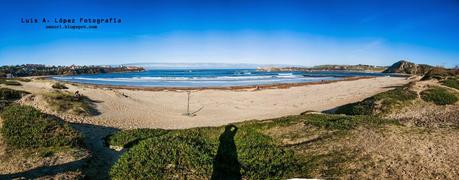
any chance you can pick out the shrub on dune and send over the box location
[109,127,300,179]
[335,86,417,115]
[334,101,373,115]
[0,88,28,101]
[441,78,459,90]
[303,114,398,130]
[43,91,98,115]
[107,128,168,148]
[0,104,82,148]
[0,79,21,86]
[13,78,32,82]
[108,113,399,179]
[110,133,214,179]
[51,82,68,89]
[235,129,298,179]
[421,87,458,105]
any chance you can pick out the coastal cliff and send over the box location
[382,60,458,80]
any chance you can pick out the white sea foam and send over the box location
[56,75,316,82]
[277,73,293,76]
[51,69,354,87]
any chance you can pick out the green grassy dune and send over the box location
[1,104,82,149]
[43,91,99,116]
[421,87,458,105]
[335,86,417,116]
[108,114,398,179]
[441,77,459,90]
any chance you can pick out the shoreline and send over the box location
[53,76,376,91]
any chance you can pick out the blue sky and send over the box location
[0,0,458,67]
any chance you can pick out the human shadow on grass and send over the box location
[211,124,242,180]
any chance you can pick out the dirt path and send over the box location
[70,123,121,179]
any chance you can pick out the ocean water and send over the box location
[53,69,388,87]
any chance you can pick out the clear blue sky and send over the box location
[0,0,458,67]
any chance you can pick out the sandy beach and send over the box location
[9,76,411,129]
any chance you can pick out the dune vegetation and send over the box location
[335,86,417,116]
[1,104,82,148]
[0,88,29,111]
[421,87,458,105]
[0,88,28,101]
[108,114,400,179]
[51,82,68,89]
[0,77,32,86]
[43,91,99,116]
[0,79,21,86]
[107,128,168,148]
[441,77,459,90]
[0,82,91,178]
[0,103,87,178]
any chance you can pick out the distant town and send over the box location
[0,64,144,78]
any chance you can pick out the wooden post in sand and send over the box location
[183,90,204,117]
[186,91,191,115]
[183,91,192,116]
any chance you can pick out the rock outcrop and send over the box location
[383,60,432,75]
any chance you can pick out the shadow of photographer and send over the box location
[211,124,242,180]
